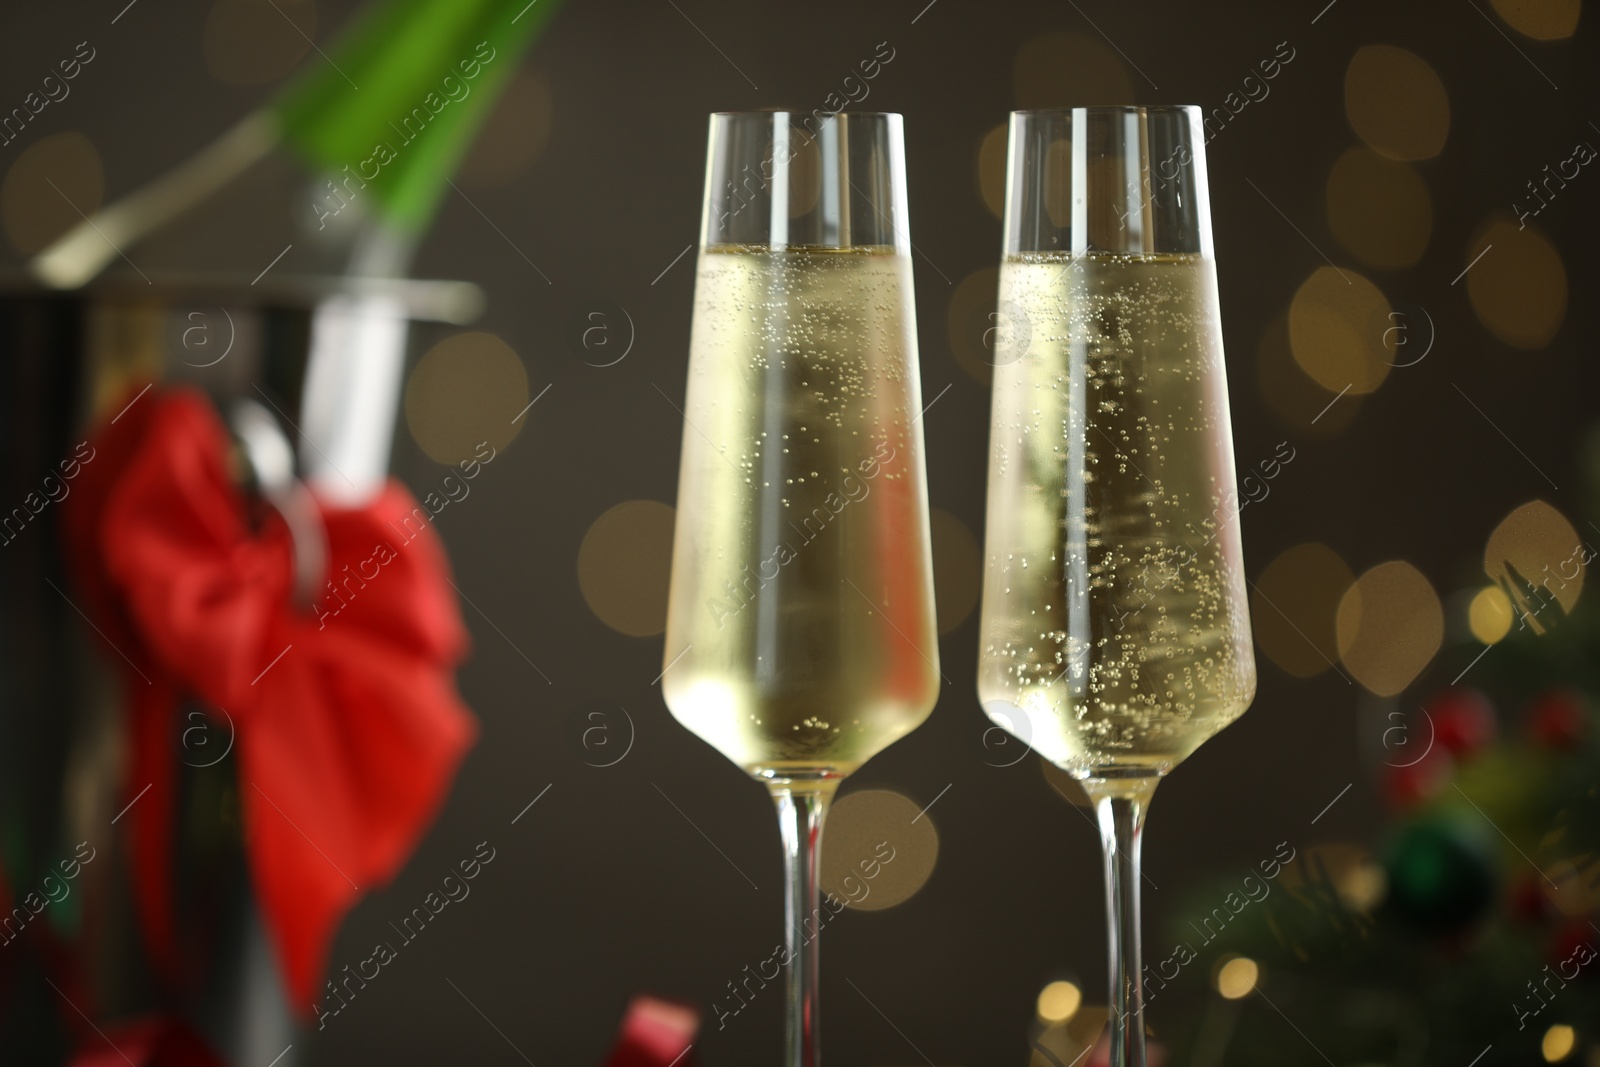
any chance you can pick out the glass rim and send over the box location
[1010,105,1199,116]
[708,109,901,119]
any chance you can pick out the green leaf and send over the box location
[273,0,563,231]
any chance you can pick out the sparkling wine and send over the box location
[662,245,939,777]
[977,252,1256,776]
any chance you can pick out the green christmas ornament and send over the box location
[1383,817,1497,933]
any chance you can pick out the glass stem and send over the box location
[771,784,832,1067]
[1088,777,1158,1067]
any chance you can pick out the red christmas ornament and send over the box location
[1527,688,1587,750]
[1424,687,1497,757]
[1383,746,1455,810]
[1547,918,1598,974]
[1508,875,1551,925]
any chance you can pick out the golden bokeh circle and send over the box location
[948,266,1000,386]
[1326,147,1432,269]
[1215,956,1260,1000]
[1484,500,1585,631]
[1468,586,1514,644]
[1336,561,1444,696]
[458,70,554,188]
[1291,842,1387,913]
[1256,314,1362,435]
[2,132,104,256]
[930,508,981,635]
[1542,1023,1576,1063]
[977,123,1007,220]
[1344,45,1450,161]
[1335,856,1387,912]
[781,132,826,220]
[404,331,529,465]
[1466,215,1567,349]
[1288,266,1393,395]
[1014,31,1135,108]
[203,0,317,85]
[1036,980,1082,1023]
[820,789,938,911]
[1251,543,1355,678]
[577,500,676,637]
[1491,0,1581,38]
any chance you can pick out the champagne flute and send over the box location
[661,111,940,1067]
[977,107,1256,1065]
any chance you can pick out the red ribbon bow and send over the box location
[63,386,476,1013]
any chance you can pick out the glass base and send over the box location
[751,763,849,795]
[1080,766,1164,801]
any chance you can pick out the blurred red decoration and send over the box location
[1548,919,1597,966]
[67,1017,225,1067]
[1527,687,1587,749]
[1509,875,1552,925]
[1383,745,1455,810]
[601,995,699,1067]
[1425,687,1498,756]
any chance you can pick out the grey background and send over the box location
[1,0,1596,1064]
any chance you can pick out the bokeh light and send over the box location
[1326,146,1432,269]
[577,500,675,637]
[1214,956,1260,1000]
[1251,543,1355,678]
[1336,857,1388,912]
[1065,1007,1110,1048]
[2,132,104,255]
[403,331,529,464]
[1543,1024,1576,1063]
[781,130,825,220]
[1036,980,1082,1023]
[204,0,317,85]
[1288,266,1393,395]
[1291,842,1388,912]
[1013,31,1134,108]
[1336,561,1444,696]
[930,508,982,635]
[84,305,164,420]
[1491,0,1581,38]
[1484,500,1585,632]
[977,122,1007,220]
[948,266,1000,385]
[1256,314,1362,435]
[1344,45,1450,161]
[1041,137,1075,230]
[458,70,554,188]
[820,789,938,911]
[1466,215,1567,349]
[1467,586,1514,644]
[1543,858,1600,916]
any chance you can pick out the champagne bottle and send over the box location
[35,0,565,501]
[32,0,564,287]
